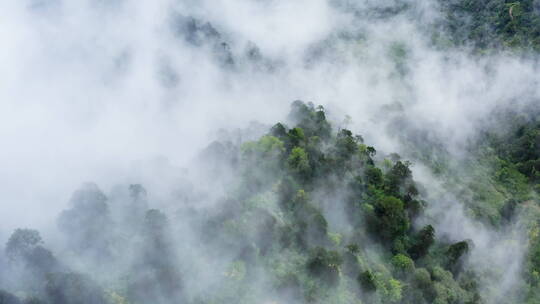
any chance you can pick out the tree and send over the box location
[5,229,42,262]
[241,135,285,190]
[5,229,58,275]
[358,270,377,292]
[365,166,384,187]
[286,128,306,150]
[446,240,471,273]
[392,254,414,272]
[335,129,359,157]
[306,247,343,287]
[287,147,311,181]
[409,225,435,259]
[127,210,183,304]
[384,161,417,198]
[288,100,331,140]
[45,272,108,304]
[270,122,288,139]
[373,196,410,241]
[57,183,112,259]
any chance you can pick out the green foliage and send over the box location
[384,161,417,199]
[391,254,414,272]
[398,110,540,302]
[373,196,410,241]
[413,268,432,290]
[289,100,332,140]
[492,118,540,184]
[437,0,540,52]
[287,147,311,181]
[430,266,472,304]
[241,135,285,156]
[4,100,521,304]
[287,128,306,149]
[409,225,435,260]
[385,278,403,303]
[446,241,470,264]
[358,270,377,292]
[306,247,343,287]
[328,232,343,247]
[335,129,360,160]
[365,166,384,187]
[241,135,286,192]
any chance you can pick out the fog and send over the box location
[1,0,539,303]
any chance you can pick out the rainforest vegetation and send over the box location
[1,0,540,304]
[436,0,540,52]
[2,100,539,303]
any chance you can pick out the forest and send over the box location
[1,0,540,303]
[1,100,539,303]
